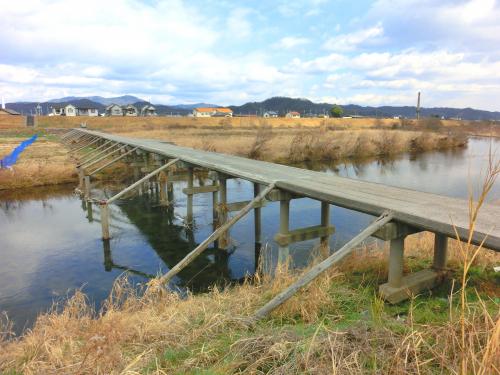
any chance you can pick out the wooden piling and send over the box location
[100,203,110,240]
[320,201,330,258]
[278,198,290,264]
[219,176,228,248]
[186,166,194,224]
[254,183,262,245]
[433,233,448,270]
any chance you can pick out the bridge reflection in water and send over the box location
[80,188,258,293]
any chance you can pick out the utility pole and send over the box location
[416,92,421,120]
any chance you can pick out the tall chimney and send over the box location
[416,92,421,120]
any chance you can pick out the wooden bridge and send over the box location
[62,128,500,318]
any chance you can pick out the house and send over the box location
[193,107,233,117]
[0,108,20,116]
[141,104,157,116]
[285,111,300,119]
[263,111,278,118]
[77,106,99,116]
[50,104,77,116]
[122,104,138,116]
[105,104,123,116]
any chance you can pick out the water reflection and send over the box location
[1,137,499,334]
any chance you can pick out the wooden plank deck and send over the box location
[73,129,500,251]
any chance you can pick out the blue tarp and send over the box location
[0,134,38,168]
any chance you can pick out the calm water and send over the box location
[1,137,499,333]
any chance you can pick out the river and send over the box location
[0,137,499,334]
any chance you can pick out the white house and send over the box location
[50,104,77,116]
[141,104,157,116]
[193,107,233,117]
[285,111,300,119]
[105,104,123,116]
[77,107,99,116]
[263,111,278,118]
[122,104,138,116]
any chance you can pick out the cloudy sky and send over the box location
[1,0,499,109]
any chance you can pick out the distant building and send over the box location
[141,104,157,116]
[285,111,300,119]
[263,111,278,118]
[122,104,138,116]
[0,108,20,116]
[50,104,77,116]
[77,106,99,116]
[105,104,123,116]
[193,107,233,117]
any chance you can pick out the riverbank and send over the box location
[0,125,467,190]
[0,232,498,374]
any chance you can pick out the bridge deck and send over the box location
[75,129,500,251]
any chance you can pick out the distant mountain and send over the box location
[172,103,220,110]
[49,95,144,106]
[230,96,500,120]
[5,95,500,120]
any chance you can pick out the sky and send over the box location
[1,0,500,110]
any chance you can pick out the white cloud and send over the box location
[226,8,254,39]
[276,36,310,49]
[324,24,384,51]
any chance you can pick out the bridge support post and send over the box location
[433,233,448,270]
[87,201,93,222]
[320,202,330,258]
[186,166,194,224]
[254,183,262,245]
[376,223,444,303]
[218,175,228,249]
[278,198,290,265]
[78,167,84,188]
[84,175,91,200]
[100,203,110,240]
[212,175,219,243]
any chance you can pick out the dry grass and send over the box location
[113,126,466,164]
[0,231,498,374]
[0,133,76,190]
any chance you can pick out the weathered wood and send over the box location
[78,142,120,167]
[71,137,100,154]
[433,233,448,270]
[106,159,179,204]
[159,183,276,284]
[254,183,262,245]
[226,199,266,212]
[253,211,394,320]
[100,203,110,239]
[65,129,500,252]
[274,224,335,246]
[266,188,302,202]
[88,147,139,176]
[373,222,420,241]
[80,140,112,159]
[182,185,220,195]
[81,144,127,170]
[320,201,330,257]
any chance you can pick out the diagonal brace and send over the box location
[89,147,138,176]
[158,182,276,284]
[253,211,394,320]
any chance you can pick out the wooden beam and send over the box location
[226,199,266,212]
[71,137,100,154]
[78,142,120,167]
[253,211,394,320]
[266,188,303,202]
[106,159,179,204]
[159,183,276,284]
[182,185,220,195]
[80,140,112,159]
[81,144,127,170]
[88,147,139,176]
[274,224,335,246]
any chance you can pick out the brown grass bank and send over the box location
[0,232,498,374]
[116,126,467,163]
[0,130,76,190]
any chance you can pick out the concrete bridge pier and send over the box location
[376,223,449,303]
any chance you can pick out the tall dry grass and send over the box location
[0,229,498,374]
